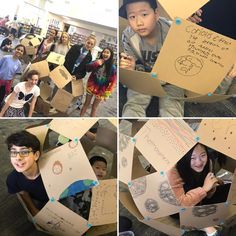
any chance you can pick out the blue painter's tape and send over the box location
[131,137,136,143]
[50,197,55,202]
[74,137,78,142]
[93,180,98,186]
[195,136,200,142]
[151,72,157,78]
[180,208,186,212]
[144,216,150,221]
[87,223,92,228]
[160,171,165,176]
[128,182,132,187]
[175,18,182,25]
[208,93,212,96]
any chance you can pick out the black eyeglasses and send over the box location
[10,150,34,158]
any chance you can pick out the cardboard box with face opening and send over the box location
[17,119,117,236]
[119,119,236,235]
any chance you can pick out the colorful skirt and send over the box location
[3,105,25,117]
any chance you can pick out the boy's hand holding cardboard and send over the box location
[120,52,135,70]
[187,9,203,23]
[227,61,236,79]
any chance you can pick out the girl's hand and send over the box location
[188,9,203,23]
[227,62,236,79]
[97,59,104,66]
[120,52,135,70]
[203,172,219,192]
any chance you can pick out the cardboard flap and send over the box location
[88,179,117,226]
[152,18,236,94]
[39,141,97,200]
[196,119,236,160]
[49,66,72,89]
[96,127,117,153]
[85,223,116,236]
[134,119,197,172]
[71,79,84,97]
[30,60,50,78]
[129,172,180,219]
[39,82,52,101]
[35,96,51,116]
[34,201,88,236]
[20,38,30,47]
[48,119,99,141]
[108,119,117,128]
[47,52,65,65]
[119,133,134,185]
[119,68,166,97]
[25,46,36,55]
[158,0,209,19]
[50,89,74,113]
[26,124,49,149]
[227,169,236,204]
[119,191,144,220]
[30,37,41,47]
[180,202,229,229]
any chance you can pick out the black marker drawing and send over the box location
[129,177,147,198]
[119,135,130,152]
[52,160,63,175]
[159,181,180,206]
[59,68,69,80]
[46,220,65,232]
[121,156,128,167]
[175,55,203,76]
[192,204,217,217]
[144,198,159,213]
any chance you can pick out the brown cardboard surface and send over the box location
[33,201,88,236]
[86,223,116,236]
[25,46,36,55]
[39,141,97,200]
[140,217,182,236]
[108,119,117,127]
[50,89,74,113]
[39,82,52,101]
[26,125,49,149]
[119,133,134,185]
[180,202,229,229]
[89,179,117,226]
[20,38,30,47]
[129,172,180,219]
[34,97,51,116]
[134,119,197,172]
[49,119,98,141]
[47,52,65,65]
[30,37,41,47]
[227,169,236,204]
[30,60,50,78]
[158,0,209,19]
[119,68,166,97]
[152,19,236,94]
[49,66,72,89]
[196,119,236,160]
[71,79,84,97]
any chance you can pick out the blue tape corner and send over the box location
[175,18,182,25]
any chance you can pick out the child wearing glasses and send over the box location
[6,131,49,216]
[0,70,40,117]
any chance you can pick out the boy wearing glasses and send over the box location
[6,131,49,216]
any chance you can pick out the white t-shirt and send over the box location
[5,82,40,108]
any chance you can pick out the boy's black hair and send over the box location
[119,0,158,19]
[89,156,107,166]
[6,130,41,153]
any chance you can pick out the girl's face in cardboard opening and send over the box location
[126,1,159,38]
[190,144,208,173]
[92,161,107,180]
[10,145,39,173]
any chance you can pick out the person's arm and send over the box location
[28,96,37,117]
[19,191,40,216]
[86,59,104,72]
[0,91,16,116]
[167,167,207,207]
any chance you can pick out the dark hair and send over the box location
[15,44,26,55]
[119,0,158,19]
[176,143,211,193]
[6,130,41,153]
[100,47,114,78]
[26,70,40,79]
[89,156,107,166]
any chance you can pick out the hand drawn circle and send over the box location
[175,55,203,76]
[192,205,217,217]
[144,198,159,213]
[68,140,79,149]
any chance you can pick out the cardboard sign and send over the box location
[180,202,229,229]
[48,119,98,141]
[49,66,72,89]
[39,141,97,200]
[33,201,88,236]
[39,82,52,101]
[196,119,236,160]
[134,119,197,172]
[71,79,84,97]
[158,0,209,20]
[129,172,180,219]
[89,179,117,226]
[47,52,65,65]
[119,133,135,185]
[119,68,166,97]
[152,18,236,94]
[51,89,74,113]
[30,60,50,78]
[26,125,49,149]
